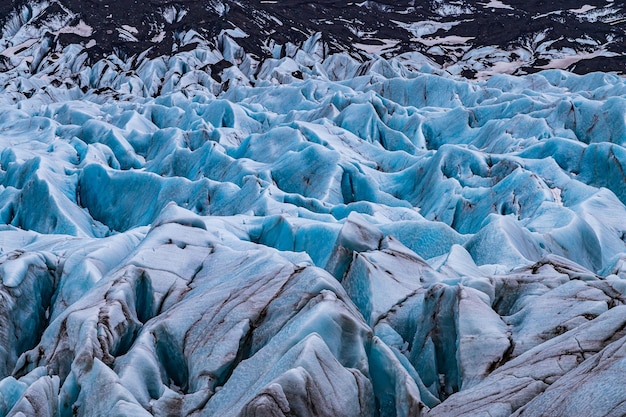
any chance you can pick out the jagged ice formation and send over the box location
[1,7,626,417]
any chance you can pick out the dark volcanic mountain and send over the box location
[1,0,625,78]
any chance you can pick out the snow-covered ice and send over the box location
[0,16,625,416]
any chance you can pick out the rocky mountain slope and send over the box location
[1,0,625,78]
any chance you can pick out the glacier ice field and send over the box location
[1,33,626,416]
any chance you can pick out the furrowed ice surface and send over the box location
[0,25,626,417]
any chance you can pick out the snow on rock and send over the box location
[0,23,625,416]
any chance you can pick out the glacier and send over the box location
[1,20,626,416]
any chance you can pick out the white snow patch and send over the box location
[575,37,599,46]
[537,49,618,70]
[0,38,37,58]
[209,0,229,16]
[117,27,139,42]
[431,0,473,16]
[416,35,475,47]
[221,27,248,38]
[163,7,176,24]
[394,20,460,38]
[121,25,138,34]
[475,60,526,79]
[607,16,626,25]
[151,31,166,43]
[533,10,563,19]
[54,20,93,37]
[162,6,188,24]
[479,0,514,10]
[354,39,399,54]
[575,6,623,22]
[570,5,596,13]
[396,7,417,15]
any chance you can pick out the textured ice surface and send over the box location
[0,28,626,416]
